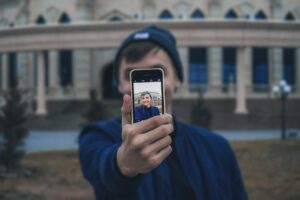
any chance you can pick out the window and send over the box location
[8,53,17,88]
[59,13,71,24]
[189,48,207,92]
[255,10,267,20]
[159,9,173,19]
[225,9,238,19]
[58,13,73,87]
[285,12,295,21]
[252,48,268,91]
[191,9,204,19]
[35,15,46,24]
[283,13,296,86]
[283,48,296,85]
[110,16,122,22]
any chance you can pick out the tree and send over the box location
[82,89,106,124]
[0,83,28,174]
[191,92,213,129]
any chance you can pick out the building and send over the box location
[0,0,299,129]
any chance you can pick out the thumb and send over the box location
[121,94,132,126]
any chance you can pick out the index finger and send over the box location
[121,94,132,126]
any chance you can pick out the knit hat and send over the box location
[114,25,183,82]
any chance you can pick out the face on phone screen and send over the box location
[131,69,165,123]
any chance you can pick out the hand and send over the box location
[117,94,173,177]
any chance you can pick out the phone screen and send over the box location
[131,68,165,123]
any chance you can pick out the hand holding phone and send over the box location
[116,68,173,177]
[130,68,166,123]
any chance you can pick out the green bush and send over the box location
[0,84,28,174]
[191,92,213,129]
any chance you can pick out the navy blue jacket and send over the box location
[79,117,248,200]
[134,105,160,122]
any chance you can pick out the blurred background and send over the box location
[0,0,299,199]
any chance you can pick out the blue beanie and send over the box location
[114,25,183,82]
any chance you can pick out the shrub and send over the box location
[191,92,213,129]
[0,83,28,173]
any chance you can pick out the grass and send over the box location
[0,139,299,200]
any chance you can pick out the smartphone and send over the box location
[130,68,165,123]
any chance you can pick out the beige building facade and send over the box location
[0,0,300,116]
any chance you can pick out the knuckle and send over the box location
[167,146,172,154]
[165,136,172,145]
[131,137,142,149]
[140,149,150,159]
[164,114,173,123]
[152,116,161,126]
[124,125,133,136]
[148,156,159,167]
[160,125,168,133]
[169,124,174,133]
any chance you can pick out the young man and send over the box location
[79,26,248,200]
[134,91,160,122]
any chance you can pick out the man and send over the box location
[79,25,248,200]
[134,91,160,122]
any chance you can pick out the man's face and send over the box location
[118,48,180,113]
[141,94,151,107]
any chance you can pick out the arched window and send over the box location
[189,48,207,92]
[283,13,296,86]
[285,12,295,21]
[253,11,268,91]
[191,9,204,19]
[35,15,46,24]
[255,10,267,20]
[225,9,238,19]
[110,16,122,22]
[223,10,237,91]
[59,12,71,24]
[159,9,173,19]
[58,13,73,87]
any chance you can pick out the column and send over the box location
[269,48,283,85]
[235,47,249,114]
[27,52,34,90]
[297,48,300,92]
[208,47,222,94]
[1,54,8,90]
[73,49,91,99]
[49,50,58,95]
[35,51,47,115]
[17,52,28,89]
[178,47,189,96]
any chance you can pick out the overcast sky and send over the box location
[133,82,162,95]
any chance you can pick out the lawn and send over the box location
[0,139,299,200]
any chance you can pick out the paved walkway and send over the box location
[24,129,300,153]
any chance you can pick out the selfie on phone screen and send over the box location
[131,68,165,123]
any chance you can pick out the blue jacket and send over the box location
[134,105,160,122]
[79,117,248,200]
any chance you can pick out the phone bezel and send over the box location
[130,68,165,124]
